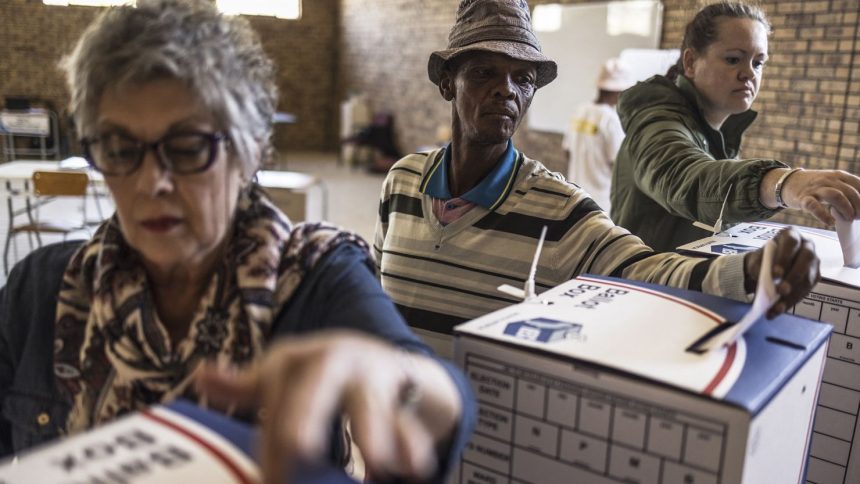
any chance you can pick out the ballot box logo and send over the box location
[503,317,582,343]
[710,243,756,255]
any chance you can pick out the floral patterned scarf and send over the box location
[53,186,367,433]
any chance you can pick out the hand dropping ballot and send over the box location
[455,266,830,483]
[687,241,779,353]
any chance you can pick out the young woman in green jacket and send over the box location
[611,2,860,252]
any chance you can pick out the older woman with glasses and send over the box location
[0,1,473,482]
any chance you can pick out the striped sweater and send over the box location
[374,148,748,335]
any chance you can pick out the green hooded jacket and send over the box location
[609,75,787,252]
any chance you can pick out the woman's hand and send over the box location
[194,330,462,484]
[761,168,860,225]
[743,228,820,318]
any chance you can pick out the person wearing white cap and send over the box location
[563,58,635,212]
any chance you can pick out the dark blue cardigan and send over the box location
[0,240,475,480]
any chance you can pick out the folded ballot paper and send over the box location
[0,400,353,484]
[679,221,860,484]
[454,275,831,484]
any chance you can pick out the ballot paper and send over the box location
[690,241,778,352]
[0,401,354,484]
[0,404,259,484]
[833,208,860,268]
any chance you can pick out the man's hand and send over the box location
[743,228,820,318]
[194,330,462,484]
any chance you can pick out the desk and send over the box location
[256,170,328,221]
[0,160,327,223]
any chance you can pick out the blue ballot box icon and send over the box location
[504,317,582,343]
[710,243,757,255]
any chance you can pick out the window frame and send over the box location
[42,0,303,20]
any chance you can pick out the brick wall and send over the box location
[340,0,860,176]
[0,0,339,154]
[3,1,857,170]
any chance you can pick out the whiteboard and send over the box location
[528,1,666,134]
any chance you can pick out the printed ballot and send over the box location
[454,275,831,484]
[679,221,860,484]
[0,400,353,484]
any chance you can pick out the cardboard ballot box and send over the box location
[0,400,353,484]
[679,221,860,484]
[454,275,831,484]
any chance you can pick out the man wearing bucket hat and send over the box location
[373,0,819,359]
[563,58,635,212]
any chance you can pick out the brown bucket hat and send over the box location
[428,0,558,88]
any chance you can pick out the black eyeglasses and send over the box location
[81,131,228,176]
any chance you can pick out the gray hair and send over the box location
[60,0,278,178]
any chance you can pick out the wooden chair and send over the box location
[3,170,94,274]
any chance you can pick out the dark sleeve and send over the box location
[625,115,787,224]
[273,242,476,481]
[0,273,12,454]
[0,241,81,456]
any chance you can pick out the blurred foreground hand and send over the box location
[195,330,462,484]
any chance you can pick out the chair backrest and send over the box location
[32,170,89,197]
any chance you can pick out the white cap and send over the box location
[597,58,635,92]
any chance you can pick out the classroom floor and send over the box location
[0,151,385,287]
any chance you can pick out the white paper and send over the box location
[833,207,860,269]
[696,241,778,352]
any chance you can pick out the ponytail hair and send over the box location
[666,1,771,81]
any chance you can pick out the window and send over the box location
[43,1,129,5]
[216,0,301,19]
[43,0,302,19]
[607,0,658,37]
[532,5,562,33]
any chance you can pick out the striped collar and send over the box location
[420,141,521,211]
